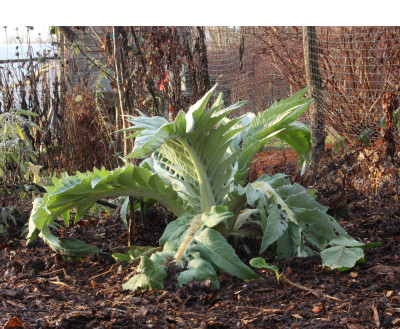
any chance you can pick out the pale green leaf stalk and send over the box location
[175,214,202,263]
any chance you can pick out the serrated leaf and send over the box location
[276,222,304,259]
[26,165,190,253]
[177,257,220,288]
[159,214,192,250]
[306,188,319,200]
[260,203,288,253]
[122,256,168,291]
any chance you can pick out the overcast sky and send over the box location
[0,2,394,80]
[0,1,397,37]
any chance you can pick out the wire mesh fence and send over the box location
[1,26,399,191]
[205,26,400,141]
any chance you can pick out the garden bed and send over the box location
[1,183,399,328]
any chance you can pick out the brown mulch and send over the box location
[1,151,400,328]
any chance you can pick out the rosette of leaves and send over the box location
[27,86,364,290]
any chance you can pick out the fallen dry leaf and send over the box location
[312,306,322,313]
[3,317,24,328]
[292,314,303,319]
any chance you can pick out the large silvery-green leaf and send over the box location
[260,203,288,253]
[26,165,190,254]
[320,236,364,270]
[276,222,305,259]
[235,88,312,184]
[191,228,258,280]
[122,255,169,291]
[320,246,364,270]
[165,207,234,264]
[159,214,193,252]
[124,111,187,159]
[123,87,247,213]
[200,206,233,228]
[39,226,100,258]
[177,256,220,288]
[245,174,364,262]
[275,121,311,174]
[158,206,233,256]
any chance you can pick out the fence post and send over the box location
[302,26,326,168]
[112,27,126,156]
[58,32,65,119]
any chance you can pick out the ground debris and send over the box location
[1,189,400,328]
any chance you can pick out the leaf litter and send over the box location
[1,151,400,328]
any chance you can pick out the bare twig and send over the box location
[89,264,115,281]
[281,275,340,301]
[372,304,380,328]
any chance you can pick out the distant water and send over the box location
[0,43,55,60]
[0,43,57,112]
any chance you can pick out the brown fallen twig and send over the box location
[281,275,340,301]
[89,264,115,281]
[372,304,380,328]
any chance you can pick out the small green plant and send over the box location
[249,257,280,283]
[333,136,349,154]
[394,110,400,133]
[358,128,375,147]
[0,207,16,235]
[385,108,400,134]
[27,87,364,290]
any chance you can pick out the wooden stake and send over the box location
[303,27,326,169]
[128,196,135,246]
